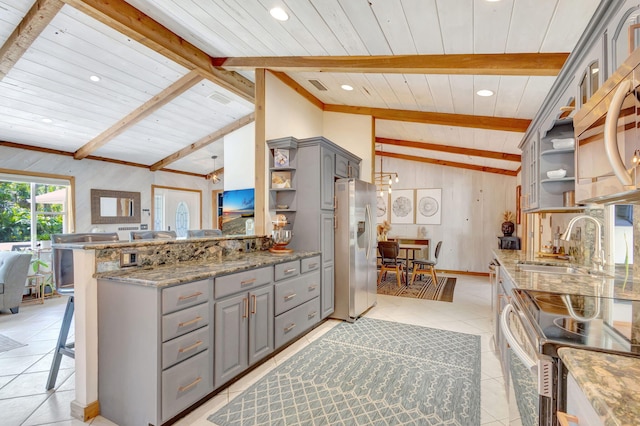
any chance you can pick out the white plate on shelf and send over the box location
[551,138,575,150]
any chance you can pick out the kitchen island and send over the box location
[492,249,640,425]
[54,234,320,423]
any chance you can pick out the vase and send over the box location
[501,221,515,237]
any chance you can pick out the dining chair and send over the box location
[410,241,442,286]
[130,230,177,240]
[377,240,405,287]
[187,229,222,237]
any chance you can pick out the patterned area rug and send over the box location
[0,333,26,353]
[377,273,457,302]
[208,318,481,425]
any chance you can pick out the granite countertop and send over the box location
[96,250,320,288]
[492,249,640,301]
[558,348,640,425]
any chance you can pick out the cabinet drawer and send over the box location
[215,267,272,299]
[301,256,320,274]
[162,279,210,315]
[162,325,210,370]
[162,350,212,421]
[274,271,320,316]
[274,260,299,281]
[275,296,320,348]
[162,302,209,342]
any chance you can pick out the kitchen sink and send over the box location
[516,263,586,275]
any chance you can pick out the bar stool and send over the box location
[46,232,119,390]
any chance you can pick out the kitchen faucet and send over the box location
[560,215,604,272]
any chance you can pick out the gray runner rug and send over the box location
[208,318,481,425]
[0,333,26,353]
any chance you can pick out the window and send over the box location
[175,202,189,238]
[0,171,73,249]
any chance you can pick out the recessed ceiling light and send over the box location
[341,84,354,91]
[89,75,101,82]
[42,118,53,123]
[476,89,494,97]
[270,7,289,21]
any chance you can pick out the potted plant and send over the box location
[501,210,515,237]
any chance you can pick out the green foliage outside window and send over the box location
[0,181,64,242]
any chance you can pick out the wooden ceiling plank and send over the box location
[269,71,324,110]
[61,0,254,102]
[326,104,530,133]
[149,112,255,171]
[74,70,203,160]
[377,137,521,162]
[0,0,64,79]
[376,150,517,176]
[212,53,569,76]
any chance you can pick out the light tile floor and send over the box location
[0,274,509,426]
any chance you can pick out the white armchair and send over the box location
[0,251,32,314]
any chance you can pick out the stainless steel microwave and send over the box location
[574,47,640,204]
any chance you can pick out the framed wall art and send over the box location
[376,193,389,224]
[415,188,442,225]
[390,189,414,224]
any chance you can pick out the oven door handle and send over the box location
[500,304,537,370]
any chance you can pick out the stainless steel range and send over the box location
[501,286,640,425]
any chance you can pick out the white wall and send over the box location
[0,145,212,241]
[380,156,517,273]
[223,122,255,191]
[323,112,373,183]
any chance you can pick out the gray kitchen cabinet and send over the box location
[267,137,298,228]
[277,136,360,320]
[214,268,274,388]
[273,258,322,348]
[563,372,604,426]
[335,152,360,179]
[97,278,214,426]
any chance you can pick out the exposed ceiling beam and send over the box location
[270,71,324,110]
[0,0,64,79]
[376,151,517,176]
[0,141,205,178]
[149,113,255,171]
[327,104,530,133]
[213,53,569,76]
[62,0,254,102]
[376,137,521,162]
[74,70,203,160]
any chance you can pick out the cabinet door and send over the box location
[214,294,248,386]
[349,161,360,179]
[320,212,335,318]
[335,153,349,178]
[321,148,335,210]
[527,134,539,210]
[248,285,274,365]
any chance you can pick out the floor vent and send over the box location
[308,79,328,91]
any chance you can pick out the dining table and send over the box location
[398,242,430,284]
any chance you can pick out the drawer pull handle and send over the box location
[251,294,257,314]
[241,278,256,286]
[284,293,297,301]
[308,311,318,319]
[178,377,202,393]
[308,285,318,291]
[556,411,579,426]
[178,291,203,301]
[243,298,248,318]
[308,263,318,269]
[178,340,203,353]
[284,268,297,274]
[178,316,202,328]
[284,323,296,332]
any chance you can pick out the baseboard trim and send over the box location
[70,399,100,422]
[438,269,489,277]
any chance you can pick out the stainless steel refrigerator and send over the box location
[332,178,377,322]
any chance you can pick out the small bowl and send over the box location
[546,169,567,179]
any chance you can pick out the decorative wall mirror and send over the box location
[91,189,141,224]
